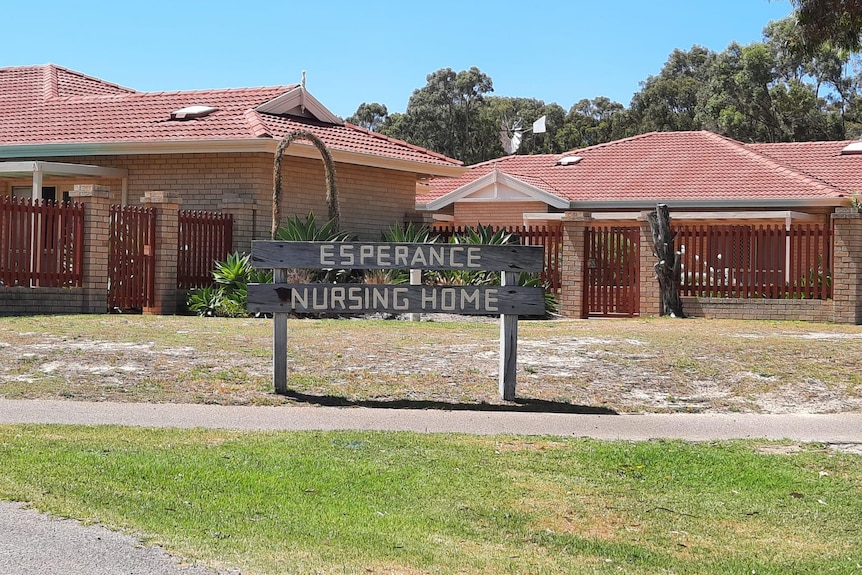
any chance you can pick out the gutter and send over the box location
[566,198,849,210]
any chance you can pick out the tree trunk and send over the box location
[646,204,686,318]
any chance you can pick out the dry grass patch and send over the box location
[1,315,860,413]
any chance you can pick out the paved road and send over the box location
[2,399,861,574]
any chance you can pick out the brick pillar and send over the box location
[831,207,862,325]
[221,193,257,253]
[141,190,180,315]
[559,211,590,318]
[68,184,111,313]
[637,213,661,316]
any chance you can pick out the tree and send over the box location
[346,102,389,132]
[630,46,715,133]
[790,0,862,51]
[395,67,493,164]
[647,204,685,318]
[556,97,632,149]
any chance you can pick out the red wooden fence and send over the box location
[0,196,83,287]
[177,210,233,289]
[432,224,562,292]
[108,205,155,310]
[674,223,832,300]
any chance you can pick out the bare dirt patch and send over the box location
[0,315,860,414]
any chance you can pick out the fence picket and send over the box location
[673,222,832,301]
[0,196,83,288]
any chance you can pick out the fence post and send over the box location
[221,193,257,254]
[141,190,181,315]
[559,211,590,318]
[637,212,662,316]
[831,207,862,324]
[68,185,111,313]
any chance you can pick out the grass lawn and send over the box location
[1,425,860,575]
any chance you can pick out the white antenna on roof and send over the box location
[300,70,307,114]
[499,114,547,154]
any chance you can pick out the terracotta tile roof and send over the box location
[0,64,461,168]
[420,131,849,206]
[748,140,862,194]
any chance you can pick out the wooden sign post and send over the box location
[249,241,545,400]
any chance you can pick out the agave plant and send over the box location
[275,213,356,284]
[187,252,272,317]
[275,213,352,242]
[428,224,518,287]
[365,222,439,285]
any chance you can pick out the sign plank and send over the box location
[251,241,544,272]
[248,283,546,316]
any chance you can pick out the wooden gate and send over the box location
[108,205,155,310]
[584,226,640,317]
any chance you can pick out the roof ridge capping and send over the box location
[565,131,666,155]
[40,63,139,97]
[343,122,463,165]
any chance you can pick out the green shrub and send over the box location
[187,252,272,317]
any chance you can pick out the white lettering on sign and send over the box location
[283,286,501,313]
[318,244,484,269]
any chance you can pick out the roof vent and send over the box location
[557,155,582,166]
[841,141,862,155]
[170,105,218,120]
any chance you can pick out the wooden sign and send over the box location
[249,240,547,401]
[251,241,543,272]
[248,283,545,315]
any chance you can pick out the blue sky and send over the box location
[5,0,794,119]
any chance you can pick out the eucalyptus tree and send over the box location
[556,97,632,149]
[345,102,389,132]
[395,67,494,165]
[629,46,715,133]
[790,0,862,51]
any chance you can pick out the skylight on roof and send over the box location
[841,141,862,155]
[557,155,582,166]
[170,105,217,120]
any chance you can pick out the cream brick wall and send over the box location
[3,152,421,249]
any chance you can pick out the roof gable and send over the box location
[256,85,342,125]
[420,165,568,210]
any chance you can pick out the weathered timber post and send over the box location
[499,271,518,400]
[646,204,686,318]
[273,268,289,394]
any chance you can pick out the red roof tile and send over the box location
[421,131,850,206]
[748,140,861,193]
[0,64,461,169]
